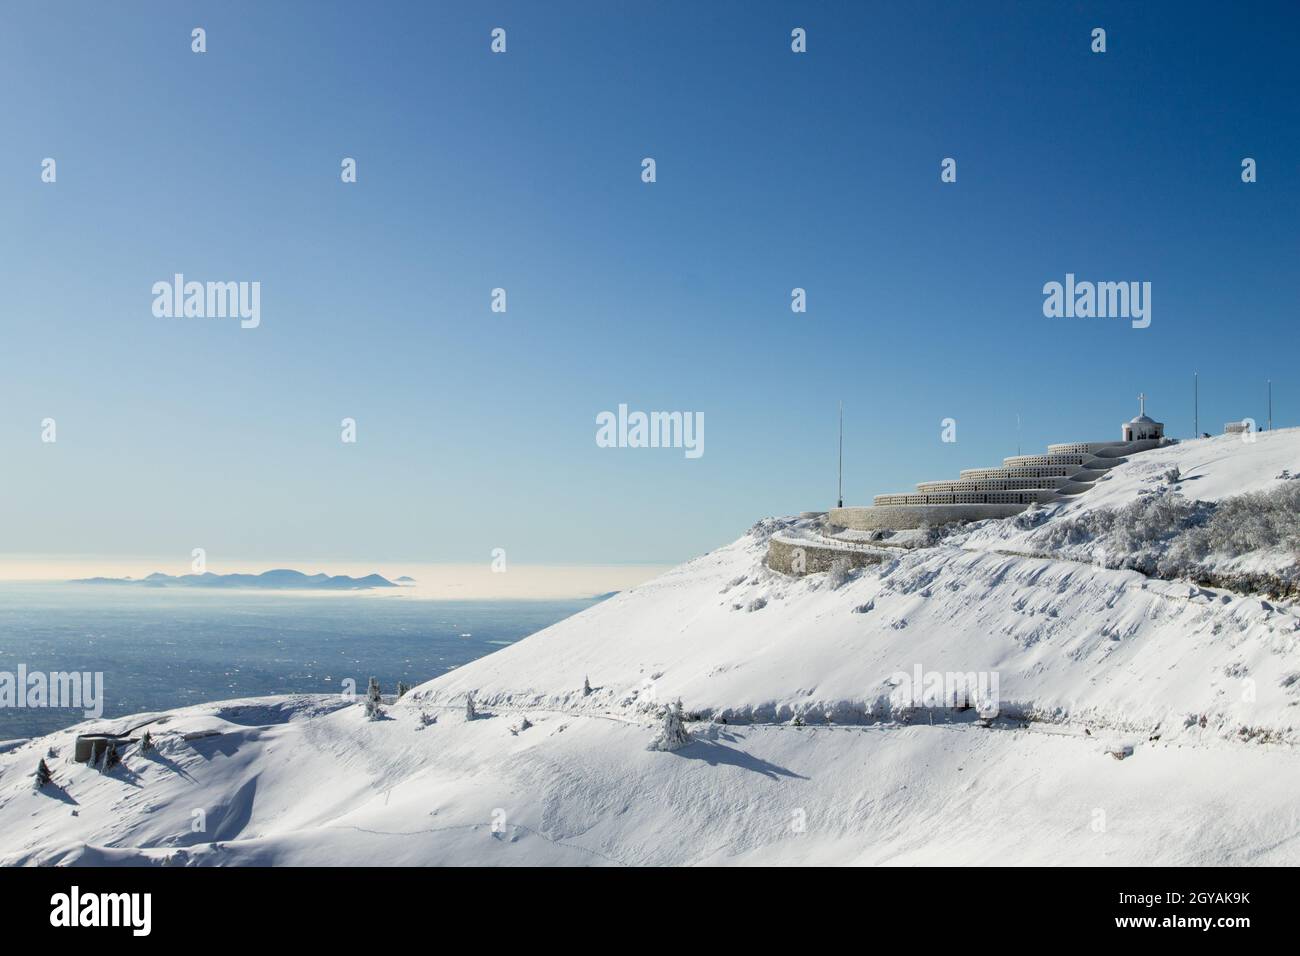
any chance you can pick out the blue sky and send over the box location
[2,1,1297,569]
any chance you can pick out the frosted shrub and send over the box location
[1035,507,1115,548]
[747,518,785,545]
[914,520,964,545]
[825,556,855,590]
[1107,491,1203,562]
[1013,503,1049,530]
[1184,482,1300,561]
[1032,483,1300,580]
[364,677,384,720]
[649,699,692,752]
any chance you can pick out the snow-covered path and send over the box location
[5,699,1300,866]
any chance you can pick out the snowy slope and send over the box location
[958,428,1300,579]
[2,430,1299,866]
[1058,428,1297,508]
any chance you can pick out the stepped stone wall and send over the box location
[870,437,1168,514]
[770,417,1170,574]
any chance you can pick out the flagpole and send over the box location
[837,401,843,509]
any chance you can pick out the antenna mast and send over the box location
[1194,372,1198,438]
[837,401,843,509]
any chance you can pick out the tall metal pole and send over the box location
[1194,372,1198,438]
[1268,379,1272,432]
[837,401,843,509]
[1016,413,1021,457]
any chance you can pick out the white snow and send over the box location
[3,429,1299,865]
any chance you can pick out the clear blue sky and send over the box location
[2,1,1297,566]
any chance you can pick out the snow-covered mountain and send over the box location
[3,430,1299,866]
[71,569,398,590]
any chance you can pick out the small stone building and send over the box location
[74,733,132,763]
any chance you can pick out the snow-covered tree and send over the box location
[139,730,154,754]
[103,741,121,770]
[825,556,854,590]
[649,699,692,752]
[34,759,52,789]
[582,675,592,696]
[396,681,411,699]
[465,691,478,721]
[364,677,384,720]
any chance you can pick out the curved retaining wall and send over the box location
[916,476,1073,493]
[1055,480,1097,495]
[1048,441,1127,455]
[875,488,1056,506]
[959,465,1078,479]
[1002,452,1091,468]
[1047,439,1161,458]
[766,536,889,574]
[828,504,1027,531]
[1091,438,1162,459]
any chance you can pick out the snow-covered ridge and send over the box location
[2,427,1299,865]
[410,519,1299,742]
[406,430,1299,739]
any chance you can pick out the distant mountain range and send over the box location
[71,569,398,590]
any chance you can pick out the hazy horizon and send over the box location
[0,555,669,599]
